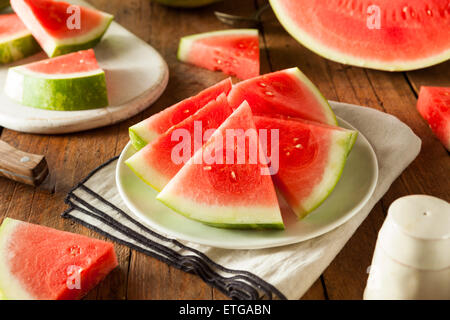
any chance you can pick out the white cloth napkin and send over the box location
[63,101,421,300]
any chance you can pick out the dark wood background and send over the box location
[0,0,448,299]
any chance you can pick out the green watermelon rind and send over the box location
[293,129,357,219]
[0,31,40,65]
[129,120,159,151]
[156,195,285,230]
[269,0,450,71]
[177,28,259,62]
[129,127,150,151]
[0,218,34,300]
[5,67,109,111]
[125,153,165,192]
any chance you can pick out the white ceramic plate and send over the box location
[116,116,378,249]
[0,0,168,134]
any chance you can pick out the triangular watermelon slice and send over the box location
[129,78,232,150]
[126,93,233,192]
[5,49,109,110]
[0,218,118,300]
[254,115,357,219]
[178,29,260,80]
[228,67,337,125]
[157,102,284,229]
[11,0,113,57]
[0,14,40,64]
[417,86,450,151]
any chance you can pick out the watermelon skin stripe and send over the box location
[5,68,109,111]
[0,32,40,65]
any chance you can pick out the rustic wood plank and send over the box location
[406,61,450,95]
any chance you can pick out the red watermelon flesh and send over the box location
[157,102,284,229]
[129,78,232,150]
[0,218,118,300]
[24,48,100,74]
[417,86,450,151]
[228,68,337,125]
[11,0,113,57]
[269,0,450,71]
[178,29,259,80]
[254,115,357,218]
[126,93,233,192]
[0,14,29,38]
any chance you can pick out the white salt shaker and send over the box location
[364,195,450,300]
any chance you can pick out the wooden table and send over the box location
[0,0,449,300]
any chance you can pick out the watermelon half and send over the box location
[129,78,232,150]
[157,102,284,229]
[254,115,357,219]
[126,93,233,192]
[11,0,113,57]
[0,218,118,300]
[4,49,109,110]
[228,67,337,125]
[178,29,259,80]
[417,86,450,151]
[269,0,450,71]
[0,14,40,64]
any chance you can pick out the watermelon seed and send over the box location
[426,9,432,16]
[264,91,274,96]
[295,144,303,149]
[203,166,212,171]
[230,171,237,180]
[286,151,291,156]
[215,59,222,65]
[238,43,245,49]
[258,82,267,88]
[183,109,190,113]
[293,137,299,142]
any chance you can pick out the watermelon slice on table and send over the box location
[129,78,232,150]
[0,218,118,300]
[157,102,284,229]
[269,0,450,71]
[178,29,259,80]
[254,115,357,219]
[126,93,233,192]
[0,14,40,64]
[11,0,113,57]
[417,86,450,151]
[228,67,337,125]
[4,49,109,110]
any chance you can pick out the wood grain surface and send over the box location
[0,0,448,300]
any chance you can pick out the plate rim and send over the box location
[116,116,379,249]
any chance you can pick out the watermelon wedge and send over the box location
[157,102,284,229]
[178,29,259,80]
[0,14,40,64]
[126,93,233,192]
[254,115,357,218]
[129,78,232,150]
[269,0,450,71]
[11,0,113,57]
[4,49,109,110]
[417,86,450,151]
[0,218,118,300]
[228,67,337,125]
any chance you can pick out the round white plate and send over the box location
[0,0,168,134]
[116,116,378,249]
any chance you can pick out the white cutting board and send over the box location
[0,0,169,134]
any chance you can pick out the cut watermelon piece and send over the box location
[126,93,233,192]
[4,49,109,110]
[129,78,232,150]
[178,29,259,80]
[0,14,40,64]
[228,67,337,125]
[254,115,357,218]
[269,0,450,71]
[0,218,118,300]
[157,102,284,229]
[11,0,113,57]
[417,86,450,151]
